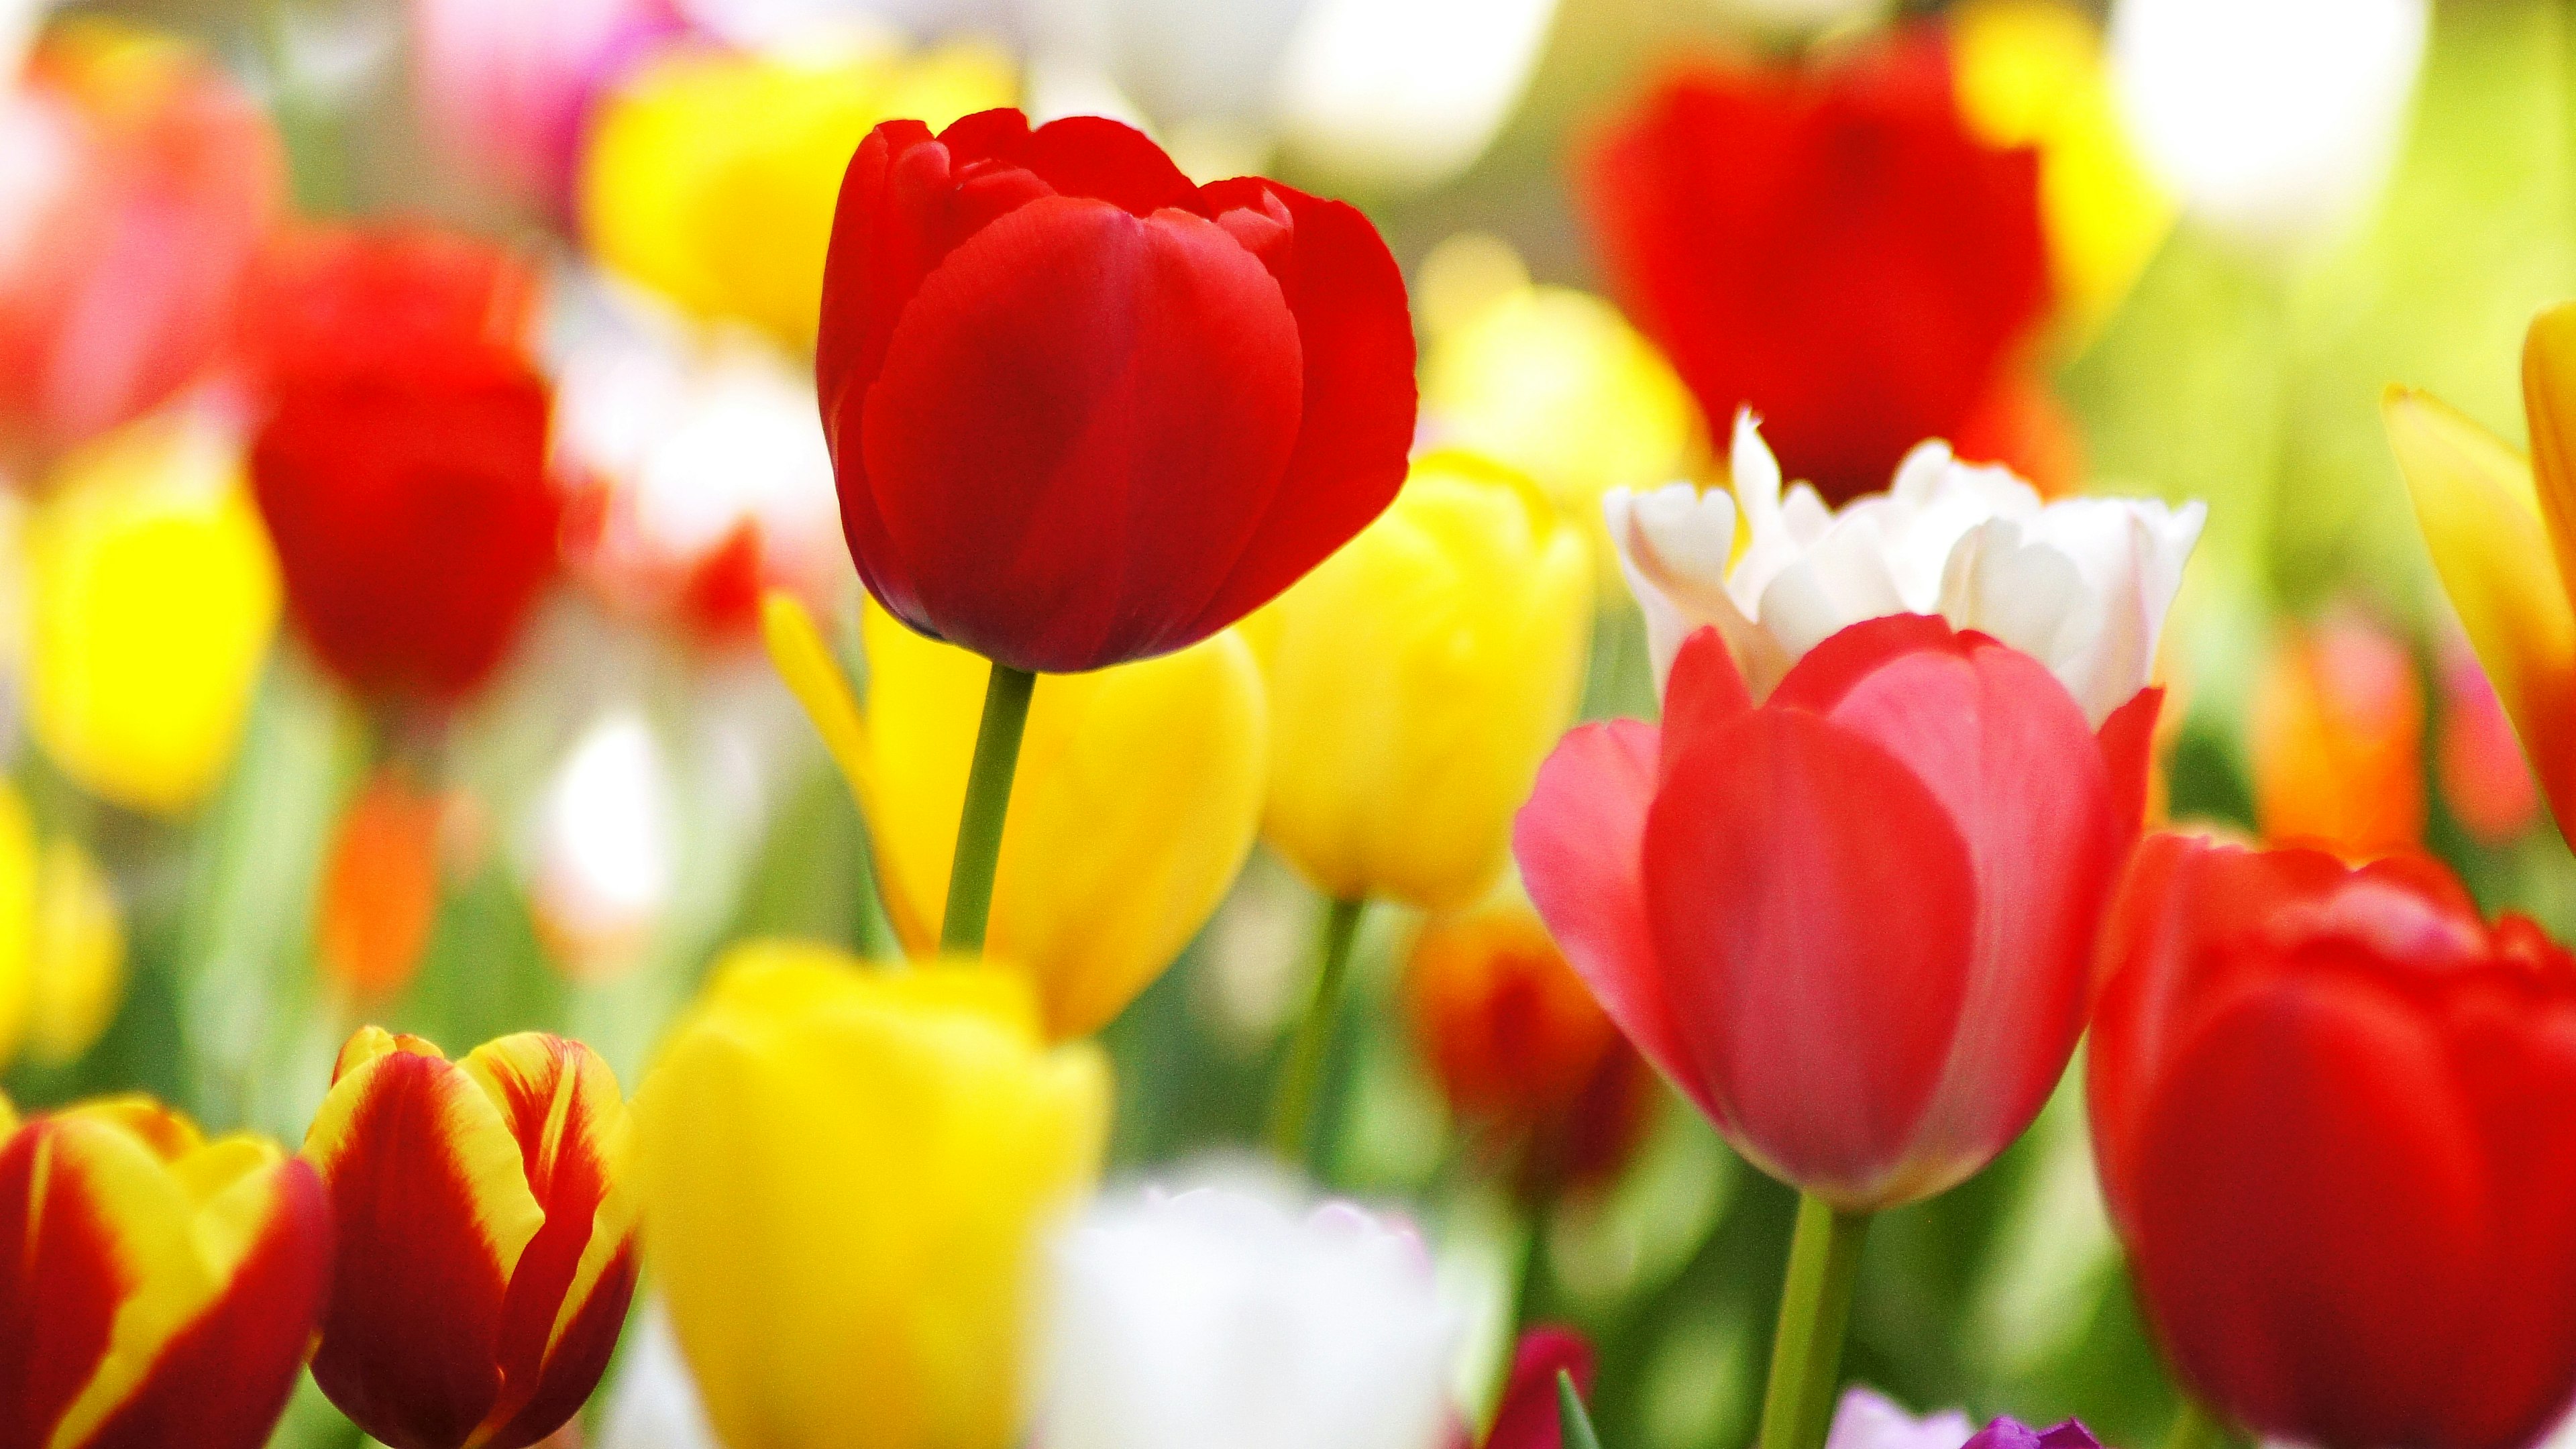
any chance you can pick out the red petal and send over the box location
[1766,612,1964,716]
[2096,686,2163,839]
[478,1242,637,1449]
[1485,1327,1596,1449]
[1658,627,1752,780]
[1012,115,1195,215]
[0,1122,130,1446]
[1645,708,1977,1204]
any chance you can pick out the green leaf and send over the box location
[1560,1369,1605,1449]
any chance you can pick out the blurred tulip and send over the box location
[582,38,1013,347]
[302,1028,639,1449]
[25,410,280,817]
[1610,413,2201,729]
[1269,0,1558,190]
[2437,641,2538,845]
[1035,1175,1458,1449]
[763,592,1265,1038]
[818,109,1416,674]
[316,769,444,1002]
[0,1095,331,1448]
[2089,835,2576,1449]
[1404,898,1655,1199]
[1947,373,2087,501]
[529,709,678,980]
[1247,451,1589,910]
[1469,1326,1595,1449]
[246,225,561,706]
[1949,0,2171,341]
[1516,619,2150,1209]
[2108,0,2426,252]
[2249,614,2424,858]
[409,0,682,213]
[1825,1393,2097,1449]
[0,20,284,464]
[0,782,125,1071]
[593,1299,719,1449]
[1583,34,2050,504]
[637,940,1110,1449]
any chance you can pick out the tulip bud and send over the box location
[637,940,1110,1449]
[2249,614,2424,857]
[1249,450,1591,911]
[301,1028,640,1449]
[1,1093,331,1449]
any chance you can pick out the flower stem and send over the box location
[1267,896,1368,1168]
[2161,1399,2230,1449]
[1756,1193,1873,1449]
[938,663,1037,955]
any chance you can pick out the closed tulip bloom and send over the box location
[764,593,1265,1037]
[301,1028,640,1449]
[2089,834,2576,1449]
[246,225,561,704]
[1035,1177,1459,1449]
[637,940,1111,1449]
[1582,36,2050,504]
[1248,451,1591,910]
[1,1094,332,1449]
[818,108,1417,674]
[1609,413,2202,727]
[1516,619,2152,1208]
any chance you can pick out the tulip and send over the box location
[2385,305,2576,850]
[301,1028,639,1449]
[1034,1175,1459,1449]
[1,1094,332,1449]
[1249,450,1591,910]
[2436,641,2538,845]
[1582,34,2051,503]
[2248,614,2424,858]
[315,768,444,1001]
[763,593,1266,1038]
[0,19,284,463]
[1610,412,2202,729]
[25,410,280,816]
[407,0,682,214]
[817,107,1418,676]
[1823,1393,2098,1449]
[581,39,1013,349]
[246,225,562,705]
[529,709,679,980]
[2089,833,2576,1449]
[1470,1327,1595,1449]
[636,939,1111,1449]
[0,782,128,1073]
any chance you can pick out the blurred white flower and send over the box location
[1037,1171,1462,1449]
[1826,1387,1978,1449]
[531,707,678,976]
[596,1298,722,1449]
[2109,0,2428,250]
[1607,411,2203,725]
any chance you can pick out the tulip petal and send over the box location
[2524,303,2576,610]
[1656,627,1751,780]
[1646,707,1979,1204]
[0,1118,154,1447]
[1515,719,1717,1120]
[2096,686,2163,838]
[759,592,873,819]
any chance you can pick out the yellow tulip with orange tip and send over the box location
[764,593,1267,1039]
[581,39,1012,348]
[299,1028,640,1449]
[2385,302,2576,851]
[1244,449,1592,912]
[25,411,280,817]
[0,1093,332,1449]
[635,939,1110,1449]
[0,780,129,1073]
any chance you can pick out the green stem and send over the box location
[938,663,1037,955]
[1266,897,1367,1167]
[1756,1193,1874,1449]
[2161,1399,2229,1449]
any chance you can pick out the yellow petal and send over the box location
[1,1090,17,1138]
[761,592,876,816]
[0,782,36,1070]
[23,835,126,1067]
[2524,302,2576,605]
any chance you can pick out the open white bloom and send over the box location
[1607,412,2204,727]
[1037,1173,1461,1449]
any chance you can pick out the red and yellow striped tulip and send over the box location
[301,1029,639,1449]
[0,1093,332,1449]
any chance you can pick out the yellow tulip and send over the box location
[637,939,1109,1449]
[582,40,1014,347]
[763,593,1267,1039]
[0,780,127,1071]
[1951,0,2174,342]
[25,412,280,817]
[1244,449,1592,910]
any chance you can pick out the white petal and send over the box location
[1607,482,1758,692]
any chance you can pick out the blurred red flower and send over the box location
[817,109,1417,673]
[2091,834,2576,1449]
[247,225,562,704]
[1582,35,2050,504]
[1467,1327,1595,1449]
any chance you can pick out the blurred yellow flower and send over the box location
[25,412,279,817]
[1418,237,1703,591]
[1244,449,1591,910]
[582,40,1014,347]
[763,593,1267,1038]
[637,939,1109,1449]
[0,780,127,1070]
[1951,0,2173,342]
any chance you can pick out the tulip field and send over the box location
[8,1,2576,1448]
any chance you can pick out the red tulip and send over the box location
[1514,617,2154,1208]
[1460,1327,1595,1449]
[816,108,1417,673]
[247,225,562,704]
[1581,34,2049,504]
[2089,834,2576,1449]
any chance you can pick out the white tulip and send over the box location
[594,1298,722,1449]
[1036,1172,1462,1449]
[1607,411,2203,726]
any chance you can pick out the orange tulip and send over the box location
[315,770,445,1000]
[2249,614,2424,859]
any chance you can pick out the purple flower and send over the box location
[1827,1388,2102,1449]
